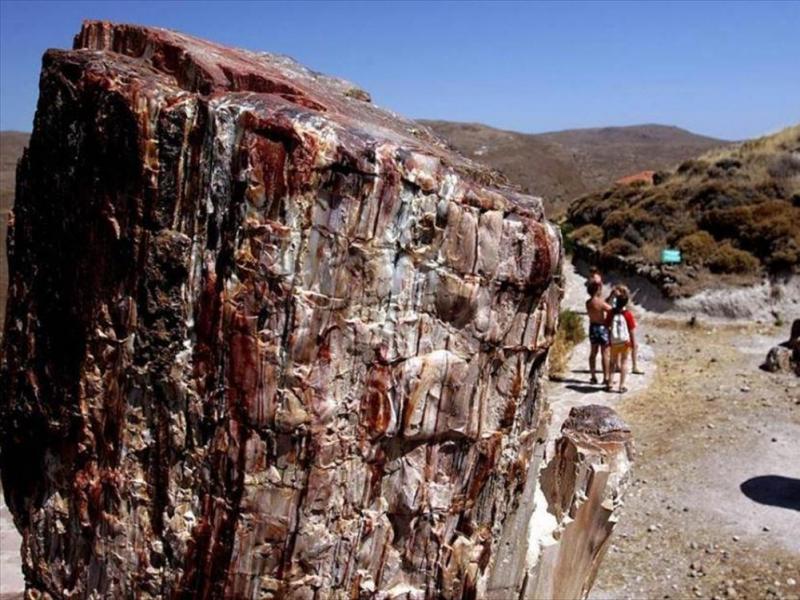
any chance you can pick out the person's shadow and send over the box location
[740,475,800,511]
[565,383,604,394]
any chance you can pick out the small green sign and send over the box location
[661,248,682,264]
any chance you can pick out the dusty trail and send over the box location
[0,488,22,598]
[548,261,799,600]
[581,287,800,599]
[546,261,656,442]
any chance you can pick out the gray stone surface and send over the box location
[0,488,23,598]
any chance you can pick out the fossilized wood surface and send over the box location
[485,405,633,600]
[1,21,631,599]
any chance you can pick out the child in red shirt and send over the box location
[606,285,637,393]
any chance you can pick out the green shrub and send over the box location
[602,207,663,242]
[628,179,650,189]
[603,209,637,238]
[700,205,751,239]
[767,233,800,271]
[548,309,586,379]
[701,201,800,261]
[677,230,716,265]
[559,221,576,255]
[666,219,698,244]
[567,193,617,228]
[707,243,760,274]
[602,237,637,257]
[676,159,709,177]
[571,223,603,246]
[689,182,747,210]
[559,309,585,344]
[715,158,742,171]
[653,171,670,185]
[639,193,681,218]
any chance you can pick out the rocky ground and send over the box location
[566,292,799,599]
[589,313,800,600]
[0,489,22,598]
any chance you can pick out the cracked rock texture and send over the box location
[1,21,631,599]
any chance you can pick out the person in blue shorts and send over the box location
[585,279,612,386]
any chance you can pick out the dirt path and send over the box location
[546,261,656,440]
[550,262,799,600]
[587,311,800,599]
[0,488,23,598]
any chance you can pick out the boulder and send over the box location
[1,21,631,599]
[763,345,798,374]
[762,320,800,376]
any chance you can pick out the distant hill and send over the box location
[0,131,29,335]
[566,125,800,295]
[0,131,27,207]
[418,120,585,212]
[420,121,726,216]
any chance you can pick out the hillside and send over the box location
[566,125,800,295]
[420,121,725,215]
[418,120,587,210]
[0,131,27,208]
[537,124,725,193]
[0,131,29,334]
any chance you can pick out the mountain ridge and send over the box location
[419,120,727,216]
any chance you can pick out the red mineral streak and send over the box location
[1,21,631,600]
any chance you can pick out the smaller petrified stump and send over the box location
[485,404,634,600]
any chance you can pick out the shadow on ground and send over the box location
[740,475,800,511]
[565,384,605,394]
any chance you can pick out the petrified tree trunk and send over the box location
[1,21,631,599]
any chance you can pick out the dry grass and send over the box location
[701,124,800,161]
[548,310,585,379]
[571,223,603,245]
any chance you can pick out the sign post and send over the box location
[661,248,682,264]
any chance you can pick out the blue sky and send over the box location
[1,1,798,139]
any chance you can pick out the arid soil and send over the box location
[550,260,799,600]
[589,315,800,600]
[0,489,23,599]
